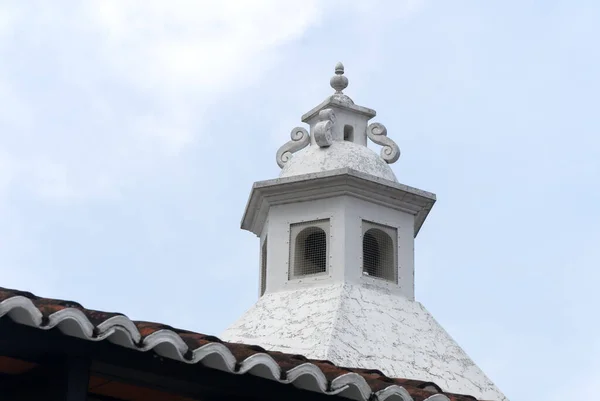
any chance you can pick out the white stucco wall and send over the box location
[222,282,508,401]
[304,104,371,147]
[280,141,398,182]
[344,196,415,300]
[260,195,415,299]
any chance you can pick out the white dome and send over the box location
[280,141,397,182]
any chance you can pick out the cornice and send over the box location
[301,96,377,122]
[241,168,436,237]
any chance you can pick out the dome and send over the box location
[280,141,397,182]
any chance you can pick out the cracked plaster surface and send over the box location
[280,141,398,182]
[222,283,508,401]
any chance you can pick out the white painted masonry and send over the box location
[224,283,507,401]
[222,63,508,401]
[280,140,398,182]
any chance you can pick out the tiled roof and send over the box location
[0,286,482,401]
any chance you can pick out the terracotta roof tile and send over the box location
[0,286,483,401]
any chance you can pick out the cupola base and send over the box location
[222,282,507,401]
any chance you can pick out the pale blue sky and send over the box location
[1,1,599,400]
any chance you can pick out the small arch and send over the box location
[343,125,354,142]
[362,227,396,282]
[290,222,328,278]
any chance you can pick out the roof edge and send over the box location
[241,168,436,238]
[301,96,377,123]
[0,286,482,401]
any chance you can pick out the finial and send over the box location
[330,62,348,93]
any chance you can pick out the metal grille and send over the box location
[260,237,267,296]
[289,220,329,279]
[362,222,397,283]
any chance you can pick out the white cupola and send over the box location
[222,63,508,401]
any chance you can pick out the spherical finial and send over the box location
[330,62,348,93]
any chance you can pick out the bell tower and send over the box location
[243,62,435,300]
[223,63,507,401]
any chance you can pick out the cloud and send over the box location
[547,339,600,401]
[0,3,17,39]
[0,148,15,197]
[0,1,324,202]
[87,1,323,94]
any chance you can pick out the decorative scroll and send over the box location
[313,109,336,148]
[276,127,310,168]
[367,122,400,164]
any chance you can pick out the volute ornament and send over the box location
[367,122,401,164]
[313,109,336,148]
[276,127,310,168]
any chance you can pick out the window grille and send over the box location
[260,237,267,295]
[362,221,397,283]
[289,219,329,279]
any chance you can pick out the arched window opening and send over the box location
[362,223,397,283]
[289,220,329,279]
[344,125,354,142]
[260,237,268,296]
[294,227,327,276]
[363,232,380,276]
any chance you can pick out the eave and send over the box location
[301,96,377,122]
[241,168,436,238]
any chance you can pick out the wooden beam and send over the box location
[63,357,91,401]
[0,357,90,401]
[0,364,47,393]
[0,356,38,375]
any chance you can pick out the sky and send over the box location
[0,1,599,400]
